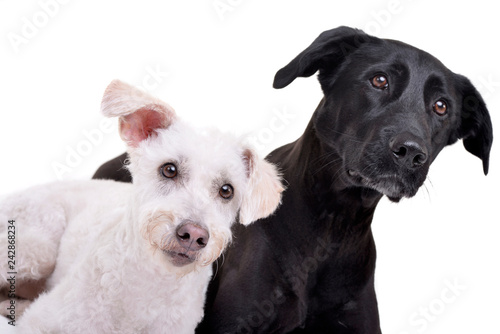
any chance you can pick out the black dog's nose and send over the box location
[176,223,209,251]
[389,134,428,169]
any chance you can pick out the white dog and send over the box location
[0,80,283,333]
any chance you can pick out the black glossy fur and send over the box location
[93,27,493,333]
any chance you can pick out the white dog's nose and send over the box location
[176,223,209,251]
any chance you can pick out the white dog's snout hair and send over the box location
[139,200,233,269]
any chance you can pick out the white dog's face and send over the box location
[101,80,283,273]
[131,122,268,270]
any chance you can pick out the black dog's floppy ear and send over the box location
[456,75,493,175]
[273,26,379,89]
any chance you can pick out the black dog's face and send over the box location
[274,27,492,202]
[316,42,463,200]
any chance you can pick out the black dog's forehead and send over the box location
[345,40,458,97]
[373,39,447,68]
[353,40,449,74]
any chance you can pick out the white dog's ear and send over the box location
[239,149,284,226]
[101,79,177,147]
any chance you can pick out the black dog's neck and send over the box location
[269,107,382,229]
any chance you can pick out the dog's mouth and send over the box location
[347,169,420,202]
[163,250,196,267]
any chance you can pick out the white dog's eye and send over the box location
[219,184,234,200]
[160,163,177,178]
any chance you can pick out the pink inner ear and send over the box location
[242,149,254,178]
[120,106,171,147]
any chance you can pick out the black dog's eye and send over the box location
[160,163,177,178]
[433,100,447,116]
[219,184,234,200]
[371,75,389,89]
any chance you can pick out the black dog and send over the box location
[93,27,493,333]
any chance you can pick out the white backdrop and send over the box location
[0,1,498,333]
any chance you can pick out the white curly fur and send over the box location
[0,80,283,333]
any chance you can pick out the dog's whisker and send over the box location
[320,126,366,144]
[312,154,343,176]
[422,176,433,202]
[212,258,219,279]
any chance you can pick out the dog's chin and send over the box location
[346,170,422,203]
[164,250,196,267]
